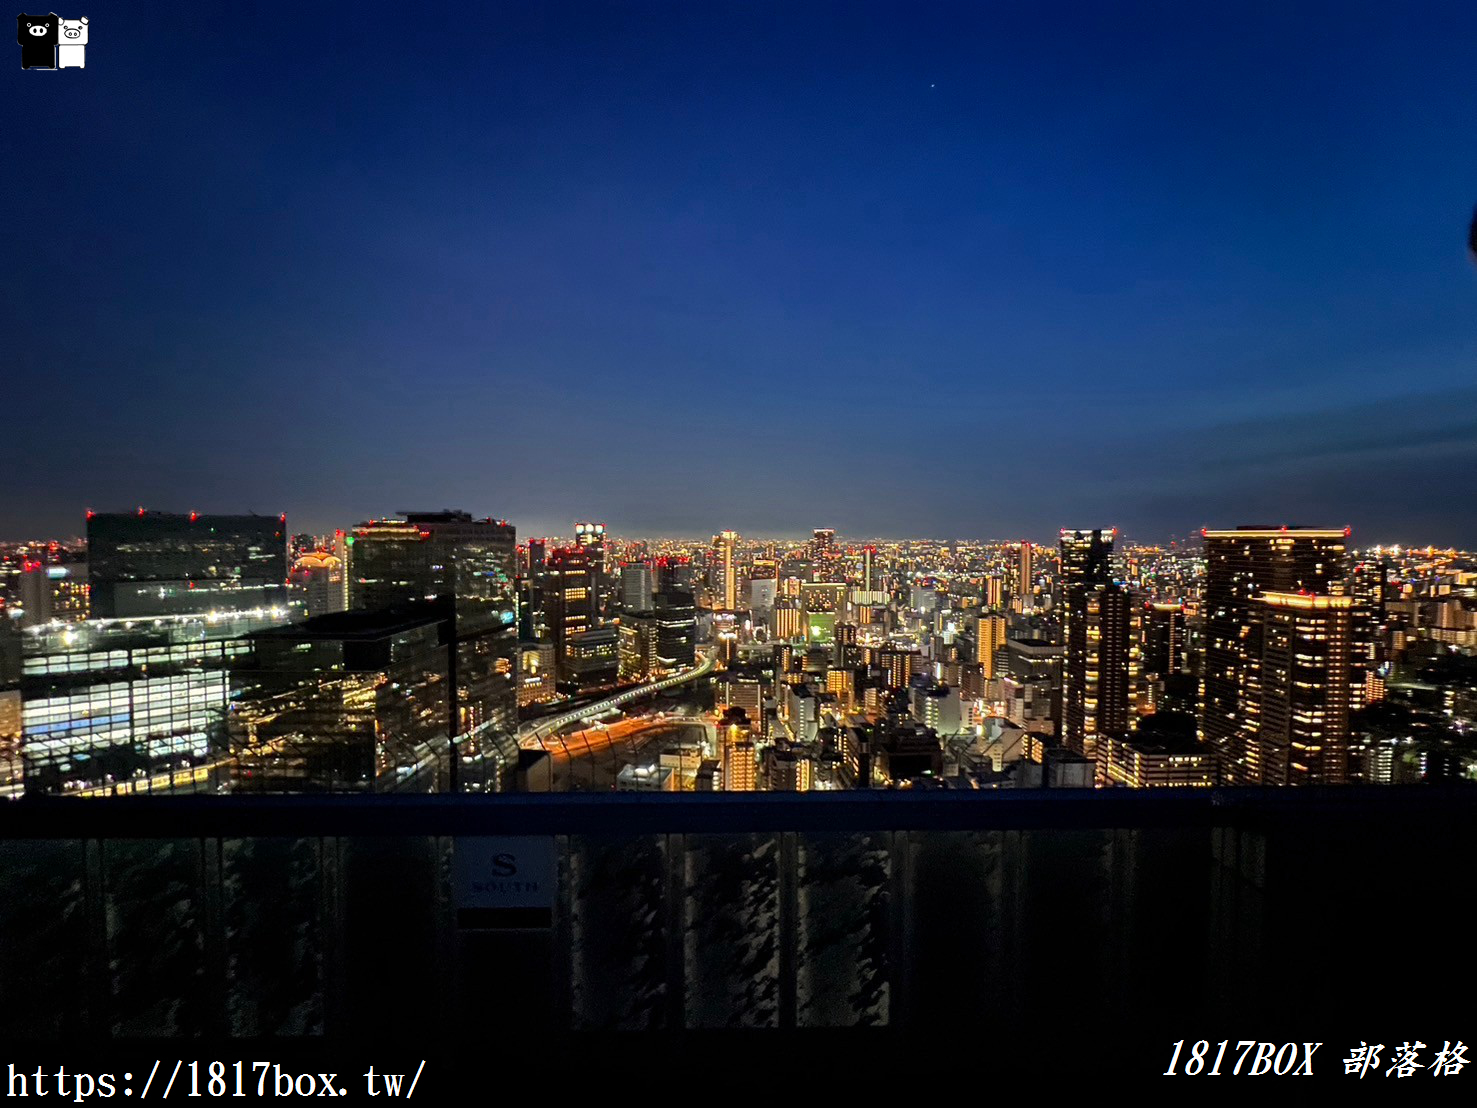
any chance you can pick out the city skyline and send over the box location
[7,3,1477,544]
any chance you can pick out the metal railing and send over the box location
[0,787,1472,1044]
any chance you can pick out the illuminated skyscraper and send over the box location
[573,522,606,569]
[714,530,738,611]
[289,551,346,619]
[1249,592,1354,785]
[574,522,608,611]
[1060,529,1129,764]
[811,528,836,563]
[653,590,696,669]
[984,574,1004,610]
[750,559,778,616]
[542,545,598,683]
[1201,527,1349,785]
[976,612,1007,678]
[772,597,803,640]
[861,545,877,592]
[1017,542,1034,603]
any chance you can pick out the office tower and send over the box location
[289,550,346,618]
[1060,529,1129,764]
[562,626,620,693]
[976,612,1007,678]
[518,641,556,707]
[573,522,606,571]
[17,561,53,628]
[750,576,778,617]
[527,538,546,572]
[1248,592,1354,785]
[861,545,877,592]
[1201,527,1350,785]
[228,604,456,793]
[653,590,697,668]
[19,610,283,795]
[574,522,608,613]
[654,555,695,595]
[619,614,660,682]
[330,529,352,610]
[811,528,836,563]
[88,510,288,619]
[1143,603,1186,677]
[347,511,519,783]
[1018,542,1035,603]
[621,561,654,613]
[541,545,598,682]
[713,530,738,611]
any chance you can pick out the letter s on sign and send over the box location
[490,853,518,877]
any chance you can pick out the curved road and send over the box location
[518,651,716,747]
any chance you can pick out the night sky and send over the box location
[7,2,1476,545]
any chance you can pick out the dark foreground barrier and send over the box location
[1,788,1472,1079]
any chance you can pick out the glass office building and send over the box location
[228,605,453,793]
[19,611,284,795]
[87,511,289,619]
[348,512,519,789]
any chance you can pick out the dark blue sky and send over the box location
[6,2,1476,545]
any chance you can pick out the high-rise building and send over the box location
[724,741,757,791]
[289,551,346,619]
[347,511,518,780]
[976,612,1007,678]
[772,597,803,640]
[1060,529,1129,764]
[573,522,608,613]
[573,522,606,572]
[562,626,620,693]
[1248,592,1354,786]
[984,574,1004,610]
[88,510,288,619]
[228,604,461,793]
[713,530,738,611]
[19,610,282,795]
[541,545,598,683]
[653,555,695,595]
[620,561,654,613]
[619,615,660,683]
[1143,602,1186,678]
[811,528,836,564]
[653,590,697,669]
[1017,542,1035,604]
[861,545,877,593]
[1201,526,1349,785]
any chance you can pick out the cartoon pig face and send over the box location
[59,17,87,43]
[27,21,48,36]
